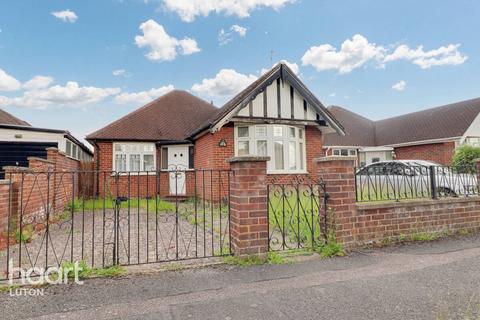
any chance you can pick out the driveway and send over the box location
[3,234,480,320]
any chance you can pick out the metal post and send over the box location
[429,166,437,199]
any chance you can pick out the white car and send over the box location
[356,160,478,201]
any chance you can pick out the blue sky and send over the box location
[0,0,479,146]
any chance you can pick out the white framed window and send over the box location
[332,148,357,157]
[234,124,306,174]
[113,143,156,172]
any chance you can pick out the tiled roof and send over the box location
[87,90,218,141]
[0,108,31,126]
[324,97,480,147]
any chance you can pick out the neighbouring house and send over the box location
[0,108,93,177]
[86,63,345,197]
[324,97,480,166]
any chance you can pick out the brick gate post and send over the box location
[316,157,357,247]
[227,156,270,258]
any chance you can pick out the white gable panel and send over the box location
[252,93,264,117]
[280,81,291,119]
[306,103,317,120]
[293,89,304,119]
[266,81,278,118]
[237,104,249,116]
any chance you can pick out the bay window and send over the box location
[235,124,306,173]
[113,143,156,172]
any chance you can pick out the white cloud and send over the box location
[261,60,300,75]
[23,75,54,90]
[301,34,467,74]
[384,44,467,69]
[162,0,294,22]
[392,80,406,91]
[301,34,385,74]
[329,92,336,97]
[51,10,78,23]
[218,25,247,46]
[0,68,21,91]
[192,69,257,97]
[114,85,175,104]
[0,82,120,109]
[231,24,247,37]
[112,69,132,78]
[135,20,200,61]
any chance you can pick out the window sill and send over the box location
[113,172,158,176]
[266,170,309,175]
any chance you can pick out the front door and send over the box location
[167,145,189,195]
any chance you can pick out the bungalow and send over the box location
[324,97,480,166]
[86,63,345,197]
[0,108,93,177]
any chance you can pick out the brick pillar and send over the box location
[316,157,357,247]
[227,156,270,258]
[0,180,14,234]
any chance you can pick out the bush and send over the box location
[452,145,480,168]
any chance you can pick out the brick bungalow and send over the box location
[86,63,345,198]
[324,97,480,166]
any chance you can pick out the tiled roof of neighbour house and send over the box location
[324,97,480,147]
[324,106,376,147]
[0,108,31,126]
[86,90,218,142]
[374,97,480,146]
[190,62,345,138]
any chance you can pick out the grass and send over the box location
[314,231,345,258]
[59,260,126,279]
[67,197,175,212]
[223,252,287,266]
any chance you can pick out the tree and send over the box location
[451,145,480,168]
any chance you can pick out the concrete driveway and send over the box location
[3,234,480,320]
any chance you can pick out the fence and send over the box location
[355,164,478,202]
[267,176,329,251]
[0,169,232,280]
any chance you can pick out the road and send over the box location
[3,234,480,320]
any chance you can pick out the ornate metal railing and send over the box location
[267,176,329,251]
[355,164,478,202]
[0,169,232,280]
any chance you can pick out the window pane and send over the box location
[299,129,304,139]
[349,149,356,156]
[289,127,296,138]
[115,154,126,172]
[72,145,77,158]
[333,149,340,156]
[273,126,283,137]
[144,154,155,171]
[188,146,194,169]
[238,126,249,138]
[340,149,348,156]
[238,141,249,156]
[299,142,304,170]
[144,144,154,152]
[115,144,124,152]
[257,140,267,156]
[274,141,284,170]
[255,126,267,137]
[161,148,168,170]
[289,141,296,170]
[66,141,71,156]
[130,154,140,171]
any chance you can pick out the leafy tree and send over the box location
[451,145,480,168]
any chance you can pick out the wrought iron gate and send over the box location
[267,176,329,251]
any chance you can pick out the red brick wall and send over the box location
[229,157,269,256]
[394,142,455,165]
[353,199,480,246]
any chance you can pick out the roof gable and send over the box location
[192,63,345,137]
[87,90,217,142]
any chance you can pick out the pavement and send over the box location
[3,234,480,320]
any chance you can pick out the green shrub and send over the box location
[451,145,480,168]
[317,231,345,258]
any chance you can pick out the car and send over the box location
[356,160,478,200]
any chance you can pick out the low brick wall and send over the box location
[352,198,480,246]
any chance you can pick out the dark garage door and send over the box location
[0,141,58,178]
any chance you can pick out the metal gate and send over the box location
[0,169,232,280]
[267,176,329,251]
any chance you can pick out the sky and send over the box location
[0,0,479,147]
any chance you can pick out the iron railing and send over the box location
[355,164,478,202]
[267,176,329,251]
[0,169,232,280]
